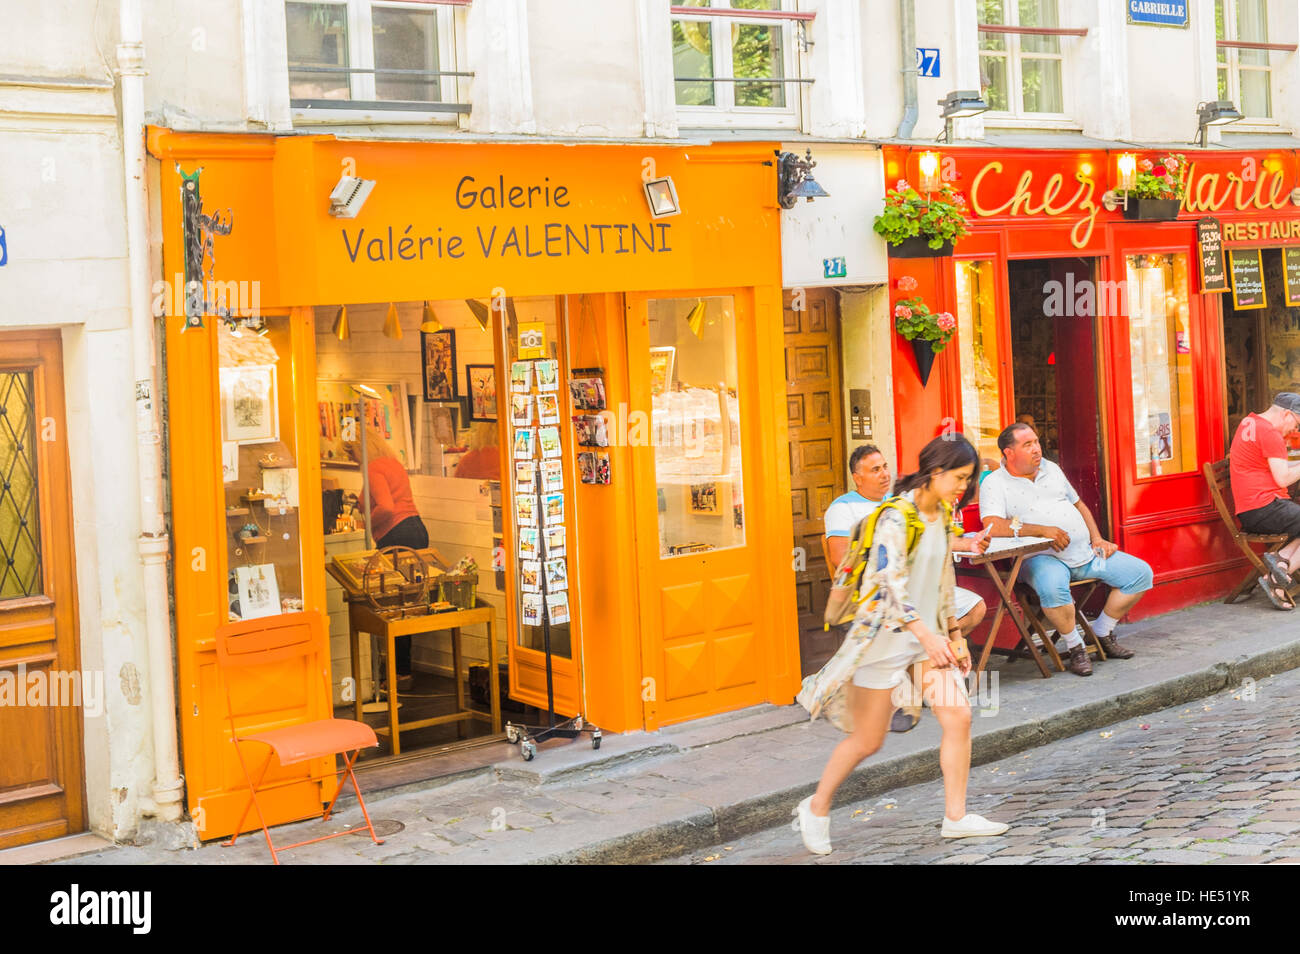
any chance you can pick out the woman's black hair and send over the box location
[893,433,980,511]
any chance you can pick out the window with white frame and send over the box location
[1217,0,1272,119]
[284,1,465,114]
[670,0,805,126]
[978,0,1067,117]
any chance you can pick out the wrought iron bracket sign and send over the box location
[178,165,233,332]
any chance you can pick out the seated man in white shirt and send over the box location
[824,444,988,729]
[979,423,1152,676]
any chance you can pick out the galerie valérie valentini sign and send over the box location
[271,140,779,305]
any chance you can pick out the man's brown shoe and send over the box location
[1066,645,1093,676]
[1097,635,1134,659]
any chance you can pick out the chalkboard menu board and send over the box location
[1285,247,1300,307]
[1197,217,1228,293]
[1230,248,1266,310]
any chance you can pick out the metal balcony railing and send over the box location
[289,65,473,113]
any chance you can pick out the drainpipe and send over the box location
[896,0,918,140]
[118,0,184,822]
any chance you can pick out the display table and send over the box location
[955,537,1061,679]
[346,599,501,755]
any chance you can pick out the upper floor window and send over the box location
[1217,0,1272,119]
[978,0,1067,118]
[285,1,466,116]
[670,0,806,127]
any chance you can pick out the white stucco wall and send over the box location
[0,2,158,844]
[779,145,887,288]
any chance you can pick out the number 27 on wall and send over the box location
[915,48,940,79]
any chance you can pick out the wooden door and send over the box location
[783,289,845,676]
[0,331,85,849]
[627,291,771,728]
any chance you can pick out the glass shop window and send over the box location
[1125,253,1198,479]
[955,260,1005,465]
[219,318,305,621]
[647,296,746,558]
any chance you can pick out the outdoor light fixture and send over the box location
[644,176,681,218]
[383,302,402,340]
[328,175,376,218]
[775,149,829,209]
[917,151,941,193]
[1197,100,1243,147]
[332,304,350,342]
[938,90,989,143]
[1102,153,1139,212]
[420,301,442,333]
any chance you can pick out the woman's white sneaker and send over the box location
[792,796,832,854]
[941,813,1009,839]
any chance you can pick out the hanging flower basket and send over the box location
[1117,154,1186,221]
[1122,198,1181,221]
[888,236,955,258]
[873,179,970,257]
[894,295,956,388]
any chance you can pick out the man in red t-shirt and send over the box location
[1230,392,1300,608]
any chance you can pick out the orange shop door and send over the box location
[0,331,86,850]
[626,290,797,729]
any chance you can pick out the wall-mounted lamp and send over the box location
[332,304,350,342]
[644,176,681,218]
[917,151,941,193]
[938,90,989,143]
[1102,152,1140,212]
[420,301,442,333]
[1197,100,1243,147]
[775,149,829,209]
[328,176,376,218]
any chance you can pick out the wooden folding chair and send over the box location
[1203,458,1289,604]
[1014,577,1105,664]
[214,612,384,864]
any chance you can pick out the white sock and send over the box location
[1060,626,1085,650]
[1092,612,1120,638]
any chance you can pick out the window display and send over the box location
[646,296,746,558]
[220,319,304,621]
[1126,253,1198,478]
[955,260,1005,465]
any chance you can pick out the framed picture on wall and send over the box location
[317,379,416,471]
[422,329,458,402]
[466,364,497,422]
[220,364,279,445]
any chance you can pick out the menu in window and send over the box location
[1197,217,1227,294]
[1285,247,1300,307]
[1229,249,1266,310]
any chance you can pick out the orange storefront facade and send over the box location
[882,144,1300,629]
[147,128,801,839]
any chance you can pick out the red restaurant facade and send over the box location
[881,144,1300,621]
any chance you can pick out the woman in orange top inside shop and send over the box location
[351,427,427,690]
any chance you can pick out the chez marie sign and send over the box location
[916,152,1300,250]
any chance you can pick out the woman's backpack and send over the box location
[821,496,949,629]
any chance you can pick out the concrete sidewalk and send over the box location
[45,595,1300,865]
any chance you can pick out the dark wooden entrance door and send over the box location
[783,289,845,676]
[0,331,85,849]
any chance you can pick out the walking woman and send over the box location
[794,434,1009,854]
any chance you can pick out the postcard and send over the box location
[515,493,537,527]
[543,492,564,526]
[545,557,568,591]
[522,593,543,626]
[546,591,570,625]
[511,393,533,427]
[539,425,562,458]
[518,527,539,559]
[515,460,537,492]
[537,392,561,425]
[535,359,559,392]
[513,427,534,460]
[510,361,532,393]
[541,459,565,492]
[521,559,542,593]
[545,525,565,559]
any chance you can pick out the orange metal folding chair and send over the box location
[214,612,384,864]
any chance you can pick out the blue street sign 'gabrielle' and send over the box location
[1127,1,1188,28]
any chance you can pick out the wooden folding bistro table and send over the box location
[954,536,1064,679]
[346,599,502,755]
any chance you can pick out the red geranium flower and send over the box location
[1152,164,1167,176]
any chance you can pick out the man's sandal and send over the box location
[1261,552,1294,589]
[1259,576,1295,611]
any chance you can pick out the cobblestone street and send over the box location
[666,668,1300,865]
